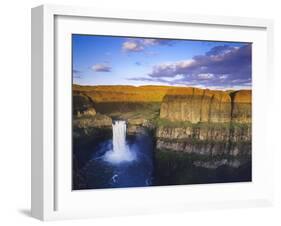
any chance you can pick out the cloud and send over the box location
[138,44,252,89]
[122,40,144,52]
[91,63,111,72]
[122,38,173,52]
[142,38,173,46]
[197,73,215,80]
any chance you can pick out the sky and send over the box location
[72,34,252,90]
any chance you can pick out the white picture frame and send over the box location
[31,4,274,221]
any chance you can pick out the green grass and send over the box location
[107,103,161,121]
[153,118,251,130]
[153,118,193,127]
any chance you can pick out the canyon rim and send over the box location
[72,34,252,190]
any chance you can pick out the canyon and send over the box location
[73,85,251,171]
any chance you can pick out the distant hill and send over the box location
[73,84,251,104]
[73,84,173,102]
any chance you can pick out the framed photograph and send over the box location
[31,4,274,221]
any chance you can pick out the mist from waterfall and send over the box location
[103,120,136,164]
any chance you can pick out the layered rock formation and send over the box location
[156,88,251,159]
[73,92,112,140]
[231,90,252,123]
[156,124,251,142]
[156,124,251,156]
[160,88,251,123]
[73,92,94,116]
[160,88,232,123]
[74,113,112,129]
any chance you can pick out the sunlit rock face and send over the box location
[232,90,252,123]
[160,88,251,124]
[77,108,96,117]
[160,88,233,123]
[209,91,232,123]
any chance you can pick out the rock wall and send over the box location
[73,92,113,141]
[160,88,251,124]
[231,90,252,123]
[73,92,95,116]
[157,88,251,157]
[156,125,251,142]
[156,124,251,156]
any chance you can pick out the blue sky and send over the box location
[72,34,251,90]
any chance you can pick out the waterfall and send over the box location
[112,121,127,155]
[103,120,135,164]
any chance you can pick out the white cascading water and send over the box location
[103,120,135,164]
[113,121,127,155]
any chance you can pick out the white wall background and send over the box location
[0,0,280,225]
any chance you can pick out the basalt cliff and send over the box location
[156,88,251,161]
[160,88,251,123]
